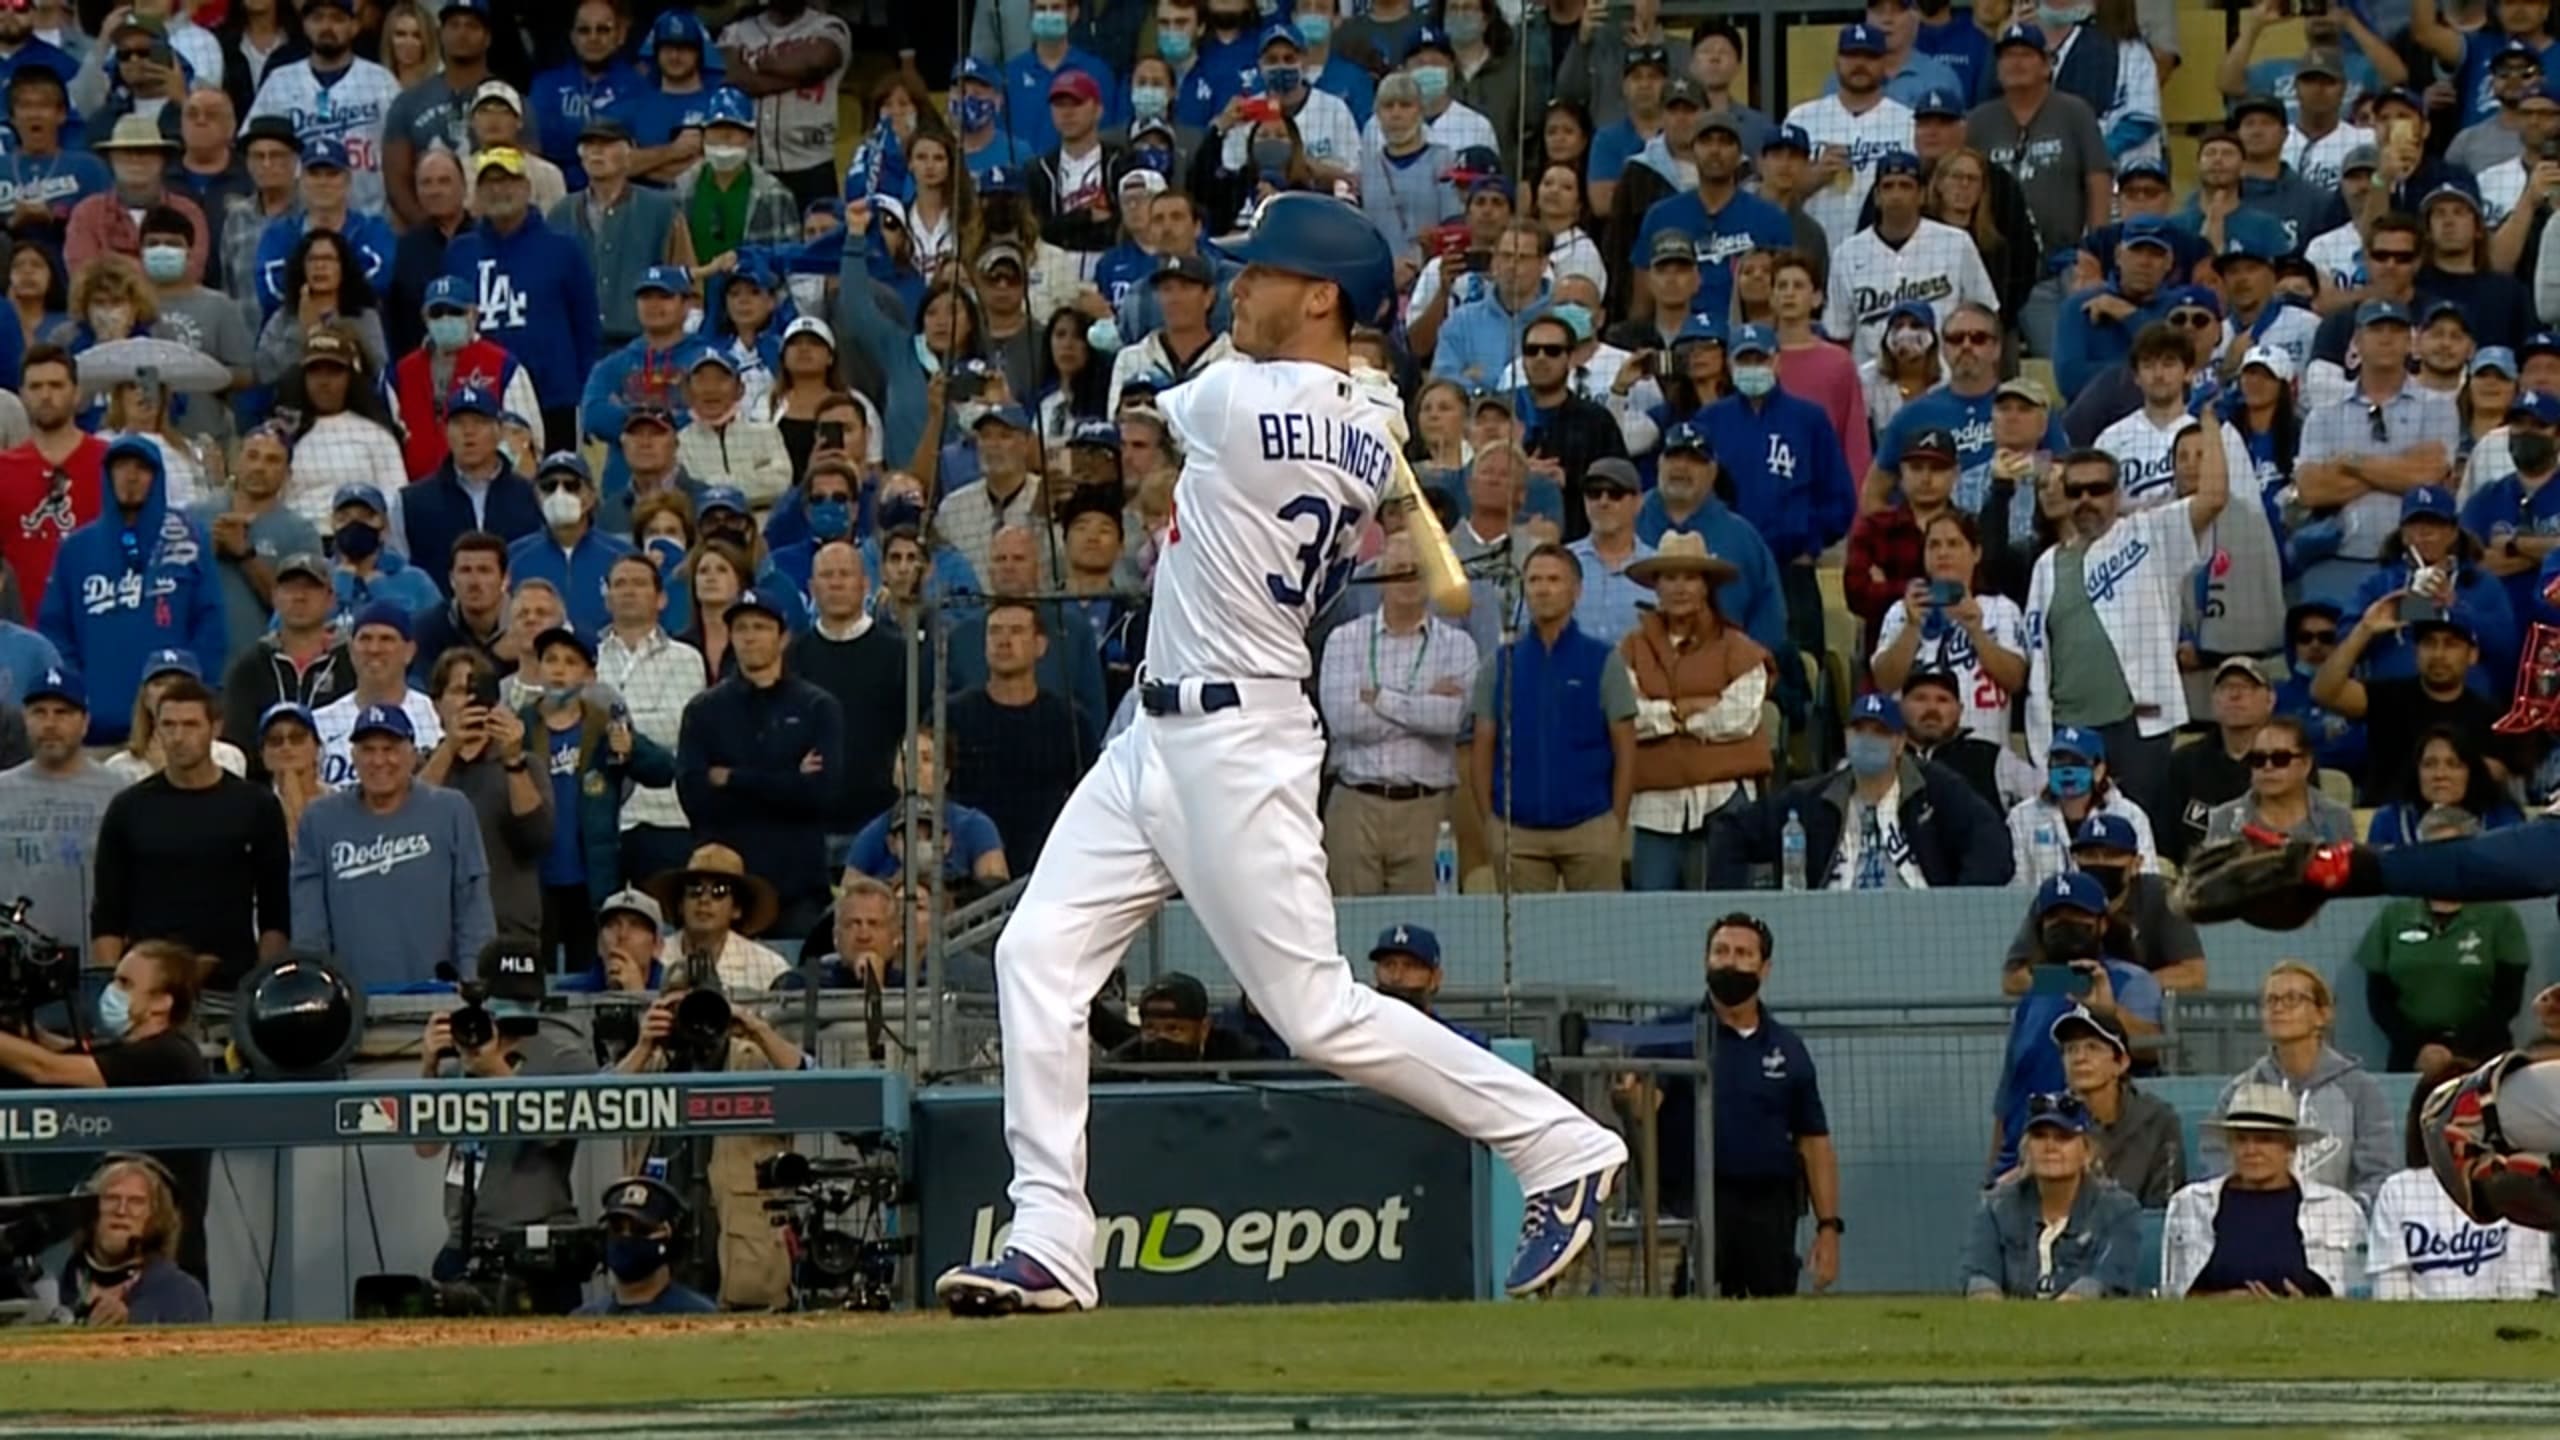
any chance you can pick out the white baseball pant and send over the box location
[993,681,1629,1308]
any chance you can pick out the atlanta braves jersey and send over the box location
[1149,358,1400,681]
[1825,217,2000,367]
[1780,92,1915,253]
[243,57,400,217]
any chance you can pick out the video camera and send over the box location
[0,898,80,1034]
[0,1193,80,1324]
[424,1224,607,1317]
[757,1149,906,1312]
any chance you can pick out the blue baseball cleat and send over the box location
[1506,1166,1617,1297]
[935,1248,1083,1317]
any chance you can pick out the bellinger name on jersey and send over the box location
[1258,411,1396,495]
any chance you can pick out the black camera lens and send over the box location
[449,1004,494,1052]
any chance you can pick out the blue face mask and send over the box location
[1251,138,1295,171]
[2036,3,2088,25]
[1551,302,1593,343]
[911,335,943,374]
[1412,66,1450,103]
[1131,84,1170,119]
[1029,10,1070,41]
[1262,65,1303,95]
[955,95,998,131]
[1135,144,1174,174]
[427,314,471,350]
[1846,733,1897,778]
[96,984,131,1036]
[542,684,581,707]
[1087,317,1123,353]
[1158,29,1194,61]
[2049,763,2095,799]
[604,1234,667,1283]
[1731,363,1777,398]
[808,498,853,540]
[1294,12,1331,46]
[878,493,924,532]
[334,521,380,561]
[647,535,686,574]
[1444,12,1485,44]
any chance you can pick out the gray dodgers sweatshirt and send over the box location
[290,785,495,991]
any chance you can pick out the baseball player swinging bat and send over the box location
[935,195,1626,1318]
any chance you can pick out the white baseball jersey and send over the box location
[2222,306,2320,384]
[1225,89,1363,174]
[1150,358,1400,680]
[2284,122,2374,192]
[1825,218,1999,366]
[312,690,446,791]
[719,8,854,176]
[1781,93,1915,253]
[2367,1168,2555,1300]
[2305,221,2364,298]
[2023,499,2205,764]
[2479,157,2527,228]
[1872,591,2028,747]
[243,58,400,217]
[2095,409,2257,512]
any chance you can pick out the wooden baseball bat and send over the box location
[1387,446,1472,617]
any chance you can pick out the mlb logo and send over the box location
[335,1097,400,1135]
[497,955,536,977]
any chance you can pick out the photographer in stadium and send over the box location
[0,939,211,1287]
[573,1176,716,1317]
[413,937,588,1314]
[54,1155,208,1327]
[614,953,807,1309]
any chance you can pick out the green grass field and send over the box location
[4,1299,2558,1416]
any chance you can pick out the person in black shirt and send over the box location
[2161,656,2274,864]
[0,939,211,1289]
[1615,913,1842,1297]
[90,678,291,991]
[2311,600,2504,803]
[946,599,1100,875]
[782,540,906,835]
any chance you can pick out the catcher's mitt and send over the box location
[2172,831,2339,930]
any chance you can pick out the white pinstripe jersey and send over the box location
[1781,93,1915,253]
[1825,218,2001,366]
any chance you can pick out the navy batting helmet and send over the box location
[1223,193,1396,328]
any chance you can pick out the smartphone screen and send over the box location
[1928,579,1965,608]
[469,673,501,709]
[817,419,847,450]
[2029,964,2094,999]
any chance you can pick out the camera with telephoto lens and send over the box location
[0,898,80,1034]
[664,957,731,1073]
[756,1149,906,1312]
[431,1224,606,1316]
[444,981,494,1058]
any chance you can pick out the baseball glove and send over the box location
[2173,831,2342,930]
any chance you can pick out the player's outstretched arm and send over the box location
[2373,820,2560,903]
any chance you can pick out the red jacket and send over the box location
[65,192,212,284]
[391,339,527,480]
[0,436,106,604]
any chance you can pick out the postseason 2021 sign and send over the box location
[914,1083,1479,1305]
[0,1071,907,1152]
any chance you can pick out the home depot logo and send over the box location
[968,1196,1414,1282]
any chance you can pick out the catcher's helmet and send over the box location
[1222,192,1397,328]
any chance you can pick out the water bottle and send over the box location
[1780,809,1807,892]
[2033,816,2059,878]
[1433,821,1459,896]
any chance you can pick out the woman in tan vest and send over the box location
[1622,532,1777,891]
